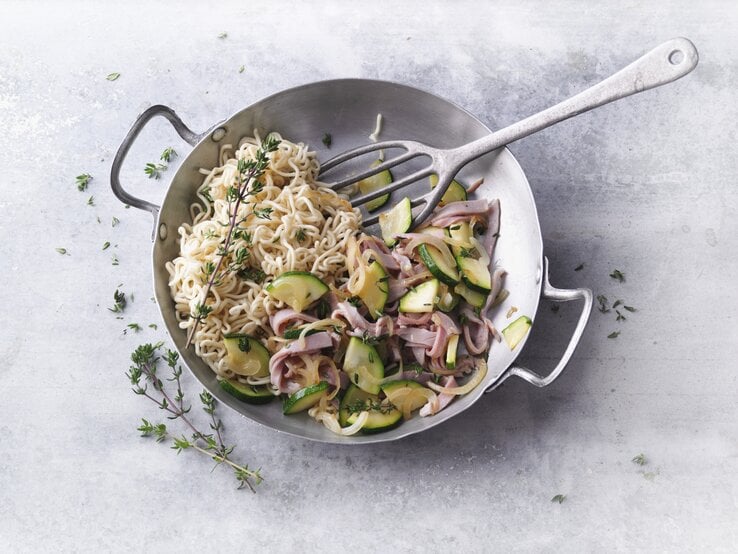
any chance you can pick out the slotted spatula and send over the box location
[319,37,698,229]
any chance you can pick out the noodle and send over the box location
[166,132,361,379]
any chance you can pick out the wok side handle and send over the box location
[110,104,203,222]
[485,258,593,392]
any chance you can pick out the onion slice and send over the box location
[427,359,488,395]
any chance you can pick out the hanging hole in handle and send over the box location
[211,127,227,142]
[668,49,685,65]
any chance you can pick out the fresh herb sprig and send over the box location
[76,173,92,191]
[127,343,262,491]
[160,147,177,163]
[109,289,126,313]
[145,162,167,180]
[186,136,281,347]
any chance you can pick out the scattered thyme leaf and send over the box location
[149,323,158,330]
[112,254,119,266]
[574,263,584,271]
[160,147,178,163]
[632,453,647,466]
[616,310,626,322]
[55,247,68,255]
[125,323,142,334]
[238,65,245,73]
[218,31,228,38]
[608,331,620,339]
[596,294,610,313]
[76,173,92,191]
[624,305,637,312]
[112,216,120,227]
[106,72,121,81]
[109,289,126,313]
[612,300,622,309]
[610,269,625,283]
[144,162,167,180]
[322,133,332,148]
[295,228,307,243]
[551,494,566,504]
[87,195,95,206]
[102,241,111,251]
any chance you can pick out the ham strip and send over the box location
[269,309,318,336]
[332,302,393,338]
[360,235,400,272]
[420,376,457,417]
[429,199,491,227]
[481,199,501,259]
[269,332,333,392]
[461,308,490,355]
[396,327,437,347]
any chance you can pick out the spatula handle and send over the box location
[456,37,699,164]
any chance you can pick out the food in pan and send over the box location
[166,132,525,435]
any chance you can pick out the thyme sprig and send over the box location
[185,136,280,347]
[145,162,167,180]
[76,173,92,191]
[127,343,262,491]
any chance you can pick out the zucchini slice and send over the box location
[379,197,412,247]
[219,379,275,405]
[448,222,492,293]
[283,381,331,414]
[358,160,392,212]
[339,384,402,433]
[436,283,460,312]
[357,260,389,319]
[222,334,271,377]
[343,336,385,394]
[429,174,468,205]
[381,380,431,418]
[502,316,532,350]
[454,282,488,309]
[445,334,459,369]
[418,244,460,286]
[266,271,329,312]
[399,279,440,313]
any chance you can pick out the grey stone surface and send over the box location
[1,1,736,552]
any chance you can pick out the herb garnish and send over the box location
[109,289,126,313]
[125,323,142,334]
[238,65,245,74]
[624,305,637,312]
[102,241,110,251]
[459,246,479,259]
[551,494,566,504]
[295,228,307,243]
[596,295,610,313]
[76,173,92,191]
[106,72,121,81]
[145,162,167,180]
[186,137,281,347]
[607,331,620,339]
[217,32,228,38]
[616,310,626,322]
[343,398,395,416]
[610,269,625,282]
[574,263,584,271]
[112,254,119,266]
[87,195,95,206]
[112,216,120,227]
[56,247,68,255]
[149,323,158,330]
[322,133,332,148]
[632,453,647,466]
[127,343,262,490]
[160,147,177,163]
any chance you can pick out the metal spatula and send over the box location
[319,37,698,229]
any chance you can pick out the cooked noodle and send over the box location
[165,132,361,378]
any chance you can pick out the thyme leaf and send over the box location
[322,133,332,148]
[144,162,167,180]
[551,494,566,504]
[160,147,178,163]
[610,269,625,283]
[76,173,92,191]
[607,331,620,339]
[106,72,121,81]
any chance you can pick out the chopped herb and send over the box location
[97,216,101,224]
[632,453,647,466]
[109,289,126,313]
[574,263,584,271]
[610,269,625,283]
[449,225,461,231]
[238,65,245,73]
[353,373,359,384]
[596,295,610,313]
[237,337,251,353]
[201,188,214,202]
[551,494,566,504]
[76,173,92,191]
[237,267,266,283]
[112,255,119,266]
[343,398,395,416]
[624,305,637,312]
[148,323,158,330]
[613,299,622,309]
[315,299,330,319]
[607,331,620,339]
[322,133,332,148]
[145,162,167,180]
[102,241,111,251]
[126,323,142,334]
[616,310,626,322]
[295,228,307,243]
[218,31,228,38]
[347,296,362,308]
[160,147,178,163]
[253,207,273,220]
[87,195,95,206]
[459,246,479,259]
[106,72,121,81]
[112,216,120,227]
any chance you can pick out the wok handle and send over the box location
[110,104,203,218]
[485,258,593,392]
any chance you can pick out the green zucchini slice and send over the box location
[418,243,460,286]
[502,316,532,350]
[358,160,392,212]
[222,334,271,377]
[339,384,402,433]
[454,282,488,309]
[357,260,389,320]
[399,279,440,313]
[343,336,385,394]
[429,174,468,205]
[282,381,331,414]
[219,379,275,404]
[266,271,329,312]
[379,197,412,247]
